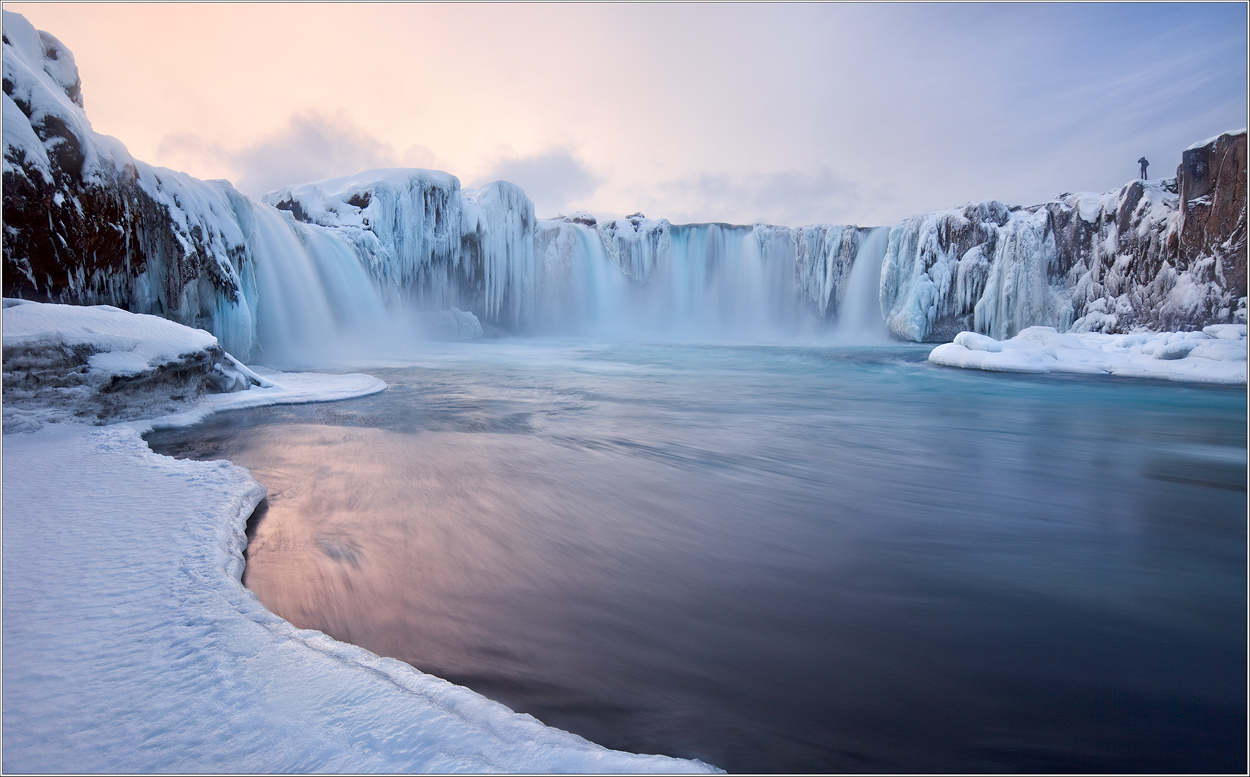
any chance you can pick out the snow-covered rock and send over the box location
[4,9,1245,353]
[1177,129,1247,305]
[2,11,259,357]
[882,132,1247,342]
[928,325,1247,384]
[2,299,265,431]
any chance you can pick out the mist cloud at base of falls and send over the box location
[224,173,898,364]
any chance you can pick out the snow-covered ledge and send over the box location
[2,301,716,773]
[928,325,1247,384]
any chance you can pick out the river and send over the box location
[146,340,1247,773]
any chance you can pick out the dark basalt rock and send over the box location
[272,197,310,223]
[3,22,248,342]
[1179,131,1247,295]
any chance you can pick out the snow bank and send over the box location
[2,299,249,432]
[928,325,1247,384]
[1,302,718,773]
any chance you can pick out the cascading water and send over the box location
[229,199,901,360]
[525,222,813,341]
[135,165,904,360]
[835,226,893,343]
[246,205,397,366]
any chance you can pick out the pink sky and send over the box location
[7,3,1247,226]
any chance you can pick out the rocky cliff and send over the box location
[879,130,1246,341]
[3,12,257,355]
[4,10,1246,352]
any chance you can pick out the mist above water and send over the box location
[245,215,896,367]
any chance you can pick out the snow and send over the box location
[1185,127,1247,152]
[3,298,218,377]
[929,325,1247,384]
[1,91,52,182]
[2,299,236,432]
[2,12,103,171]
[2,302,719,773]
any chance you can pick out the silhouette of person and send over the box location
[1138,156,1149,180]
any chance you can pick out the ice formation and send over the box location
[2,298,265,432]
[881,160,1247,342]
[928,324,1247,383]
[4,8,1247,355]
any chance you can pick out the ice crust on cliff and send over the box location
[3,11,261,354]
[1,301,717,773]
[3,14,484,365]
[929,325,1247,384]
[1187,128,1248,152]
[5,8,1247,360]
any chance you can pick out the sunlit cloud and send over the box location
[643,168,898,228]
[475,147,603,218]
[14,2,1247,225]
[157,111,440,196]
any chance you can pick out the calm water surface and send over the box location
[146,341,1247,773]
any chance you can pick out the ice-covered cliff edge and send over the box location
[4,10,1246,352]
[880,132,1247,341]
[2,12,261,355]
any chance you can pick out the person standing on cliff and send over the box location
[1138,156,1149,179]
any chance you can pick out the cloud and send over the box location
[647,168,892,228]
[157,111,439,197]
[475,147,602,218]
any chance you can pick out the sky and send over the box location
[7,3,1248,226]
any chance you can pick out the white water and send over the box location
[835,226,893,343]
[200,176,901,362]
[582,224,804,340]
[233,214,894,359]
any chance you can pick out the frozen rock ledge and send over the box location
[2,301,717,773]
[928,325,1247,384]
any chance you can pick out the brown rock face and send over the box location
[1178,131,1248,294]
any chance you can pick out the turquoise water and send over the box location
[147,341,1247,773]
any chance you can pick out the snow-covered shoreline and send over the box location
[2,303,718,773]
[5,297,1244,772]
[929,325,1248,384]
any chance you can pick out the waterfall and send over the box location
[225,200,898,359]
[835,226,893,343]
[526,222,808,341]
[246,206,395,366]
